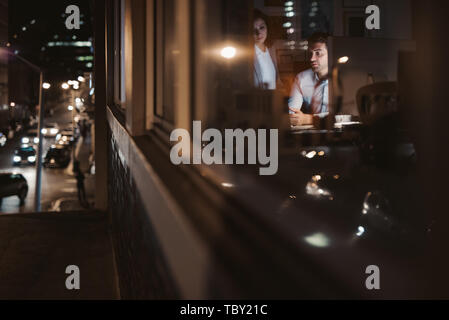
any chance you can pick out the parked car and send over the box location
[55,130,76,146]
[13,145,37,166]
[41,122,59,137]
[0,173,28,206]
[21,129,40,145]
[44,145,71,168]
[0,132,6,147]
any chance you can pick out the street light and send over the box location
[77,76,85,82]
[43,82,51,89]
[68,105,74,111]
[62,82,69,90]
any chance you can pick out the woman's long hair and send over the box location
[253,9,273,48]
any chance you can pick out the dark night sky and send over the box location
[8,0,93,80]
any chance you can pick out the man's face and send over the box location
[308,42,328,74]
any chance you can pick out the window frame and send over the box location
[145,0,192,136]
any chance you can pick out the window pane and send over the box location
[161,0,175,123]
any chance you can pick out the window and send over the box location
[147,0,191,132]
[107,0,126,110]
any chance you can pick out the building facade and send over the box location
[95,0,449,299]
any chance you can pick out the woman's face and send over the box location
[254,18,268,46]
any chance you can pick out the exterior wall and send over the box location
[107,121,179,299]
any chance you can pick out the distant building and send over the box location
[0,0,9,129]
[7,0,94,81]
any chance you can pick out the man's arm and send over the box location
[289,108,314,126]
[288,75,313,125]
[288,75,304,113]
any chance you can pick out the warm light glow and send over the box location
[305,151,316,159]
[221,182,234,188]
[10,102,16,107]
[68,105,74,111]
[61,83,69,90]
[220,46,236,59]
[78,76,85,82]
[43,82,51,89]
[304,233,330,248]
[338,56,349,64]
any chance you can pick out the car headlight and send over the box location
[28,156,36,162]
[22,137,30,144]
[50,129,58,134]
[13,156,21,162]
[41,129,47,134]
[34,137,39,144]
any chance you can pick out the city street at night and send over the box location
[0,98,94,213]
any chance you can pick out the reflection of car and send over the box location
[41,123,59,137]
[0,173,28,206]
[44,145,71,168]
[13,145,37,166]
[21,129,40,145]
[0,132,6,147]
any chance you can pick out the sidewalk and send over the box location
[0,211,119,299]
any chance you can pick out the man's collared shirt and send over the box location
[288,68,329,117]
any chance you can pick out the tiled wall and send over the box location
[107,128,179,299]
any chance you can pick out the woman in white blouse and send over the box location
[253,10,281,90]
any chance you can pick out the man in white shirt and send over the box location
[289,32,329,126]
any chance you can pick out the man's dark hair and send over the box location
[307,32,329,48]
[253,9,273,48]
